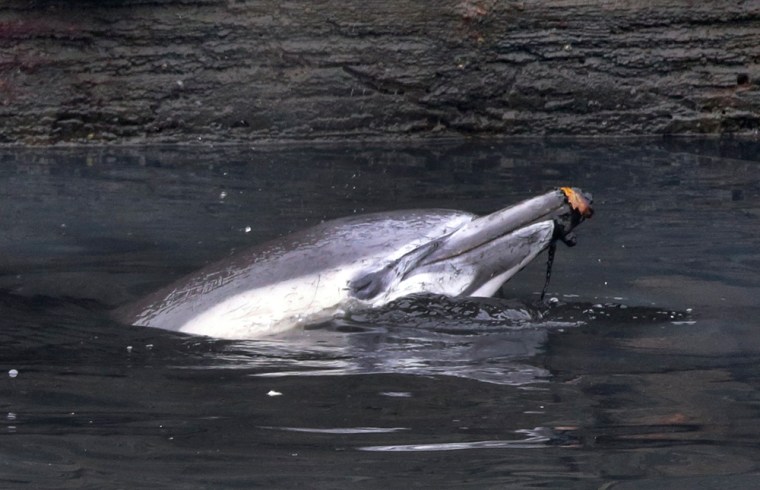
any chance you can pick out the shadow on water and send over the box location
[1,139,760,488]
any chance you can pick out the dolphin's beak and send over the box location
[422,187,593,264]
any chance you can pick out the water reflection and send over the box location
[358,427,560,451]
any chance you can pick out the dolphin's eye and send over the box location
[349,267,392,300]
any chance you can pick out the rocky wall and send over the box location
[1,0,758,143]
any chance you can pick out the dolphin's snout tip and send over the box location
[560,187,594,219]
[552,187,593,247]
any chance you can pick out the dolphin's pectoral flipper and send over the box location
[349,240,441,300]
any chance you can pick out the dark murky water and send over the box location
[1,140,759,488]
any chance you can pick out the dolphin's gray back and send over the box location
[116,209,475,333]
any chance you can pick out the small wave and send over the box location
[260,426,409,434]
[359,427,557,452]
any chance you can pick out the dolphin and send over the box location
[116,188,593,339]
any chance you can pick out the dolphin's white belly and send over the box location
[176,269,357,338]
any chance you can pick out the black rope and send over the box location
[540,240,557,301]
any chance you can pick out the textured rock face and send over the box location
[1,0,758,143]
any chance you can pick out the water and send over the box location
[1,139,759,488]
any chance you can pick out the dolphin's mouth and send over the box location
[349,188,593,301]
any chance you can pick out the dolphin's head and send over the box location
[350,188,593,304]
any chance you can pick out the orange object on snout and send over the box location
[560,187,593,219]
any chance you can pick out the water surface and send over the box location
[1,139,759,488]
